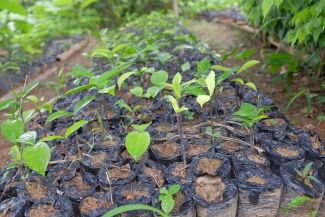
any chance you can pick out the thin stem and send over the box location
[20,76,28,125]
[177,99,186,167]
[235,82,239,111]
[160,92,167,133]
[249,126,254,155]
[242,86,245,104]
[103,93,109,132]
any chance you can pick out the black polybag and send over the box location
[236,169,283,216]
[298,131,325,161]
[190,152,231,178]
[164,162,194,186]
[138,159,166,187]
[0,197,30,217]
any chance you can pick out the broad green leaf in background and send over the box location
[197,95,210,108]
[236,60,260,75]
[181,61,191,72]
[130,87,143,97]
[1,119,24,142]
[262,0,275,18]
[211,65,229,72]
[117,71,136,90]
[22,142,51,176]
[151,70,168,86]
[0,0,28,16]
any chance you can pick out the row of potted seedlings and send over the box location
[0,12,324,217]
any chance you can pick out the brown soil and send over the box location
[91,152,107,165]
[273,147,299,157]
[219,88,235,97]
[311,135,325,154]
[195,175,225,203]
[25,181,50,201]
[183,124,200,133]
[65,172,90,196]
[0,211,11,217]
[235,126,250,135]
[86,121,102,134]
[185,113,201,123]
[171,164,187,184]
[144,166,165,187]
[56,127,67,137]
[247,154,266,164]
[172,191,185,213]
[287,132,299,142]
[197,158,222,174]
[100,139,118,147]
[121,189,149,201]
[264,118,286,127]
[187,142,210,156]
[80,196,112,214]
[221,141,244,153]
[154,123,174,132]
[28,203,60,217]
[151,142,180,157]
[246,176,266,185]
[107,163,132,179]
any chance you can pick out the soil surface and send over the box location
[188,19,325,139]
[91,152,107,165]
[121,189,149,201]
[151,142,180,157]
[246,176,266,185]
[197,158,222,174]
[172,191,185,212]
[144,166,165,187]
[221,140,244,153]
[171,164,188,184]
[195,175,225,203]
[25,181,50,201]
[28,203,59,216]
[273,147,299,157]
[80,196,112,214]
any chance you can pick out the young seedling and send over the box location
[115,99,141,125]
[26,95,53,124]
[231,103,273,154]
[294,162,321,189]
[125,122,151,163]
[158,184,181,215]
[284,195,317,217]
[184,111,194,120]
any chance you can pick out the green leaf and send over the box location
[65,120,88,138]
[11,146,21,160]
[160,187,168,195]
[0,99,15,111]
[168,95,179,112]
[65,70,95,78]
[168,184,181,194]
[274,0,283,8]
[117,71,136,90]
[45,111,73,125]
[303,162,313,177]
[23,109,37,123]
[130,87,143,97]
[257,105,274,115]
[22,142,51,176]
[102,204,169,217]
[98,85,115,96]
[17,131,37,145]
[131,122,151,133]
[245,82,257,91]
[234,50,256,60]
[20,82,39,99]
[26,95,40,104]
[62,84,97,97]
[147,86,164,98]
[211,65,229,72]
[1,119,24,142]
[0,0,28,16]
[41,104,53,114]
[232,78,244,85]
[157,52,170,65]
[206,71,215,97]
[286,88,308,111]
[151,70,168,86]
[175,108,188,113]
[308,176,321,184]
[197,95,211,107]
[237,60,260,75]
[73,96,95,116]
[95,62,132,86]
[161,194,174,214]
[39,135,64,142]
[184,86,206,96]
[181,61,191,72]
[216,67,237,85]
[206,127,213,134]
[80,0,97,10]
[125,131,150,162]
[172,73,182,99]
[111,43,131,53]
[284,195,310,213]
[262,0,275,18]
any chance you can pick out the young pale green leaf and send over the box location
[22,141,51,176]
[62,84,97,97]
[175,107,188,113]
[206,127,213,134]
[157,52,170,65]
[65,70,95,78]
[245,82,257,91]
[147,86,164,98]
[197,95,211,108]
[182,79,197,88]
[181,61,191,72]
[73,96,95,116]
[125,131,150,162]
[45,110,73,125]
[234,49,256,60]
[172,73,182,99]
[252,115,269,122]
[39,135,64,142]
[1,119,24,142]
[308,175,321,184]
[236,60,260,75]
[40,103,53,114]
[168,184,180,195]
[206,71,215,97]
[95,62,133,86]
[295,168,303,177]
[131,122,152,133]
[257,105,274,115]
[159,187,169,195]
[184,86,206,96]
[303,162,313,177]
[111,43,131,53]
[211,65,229,72]
[11,146,21,160]
[0,0,28,16]
[17,131,37,145]
[133,105,142,112]
[20,82,39,99]
[215,67,237,85]
[151,70,168,86]
[80,0,97,9]
[23,109,37,123]
[0,99,15,111]
[65,120,88,138]
[231,78,244,85]
[168,95,179,112]
[262,0,275,18]
[130,87,143,97]
[26,95,40,104]
[161,194,174,214]
[98,85,115,96]
[116,100,132,113]
[102,204,169,217]
[284,195,310,213]
[117,71,136,90]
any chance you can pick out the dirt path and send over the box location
[0,40,96,168]
[188,19,325,139]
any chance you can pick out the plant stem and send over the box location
[103,93,109,132]
[177,99,186,167]
[242,86,245,104]
[249,126,254,155]
[235,82,239,110]
[160,92,167,133]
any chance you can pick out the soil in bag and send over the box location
[165,162,194,186]
[193,175,238,217]
[150,139,186,166]
[0,197,30,217]
[278,160,325,217]
[236,169,283,217]
[138,159,166,188]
